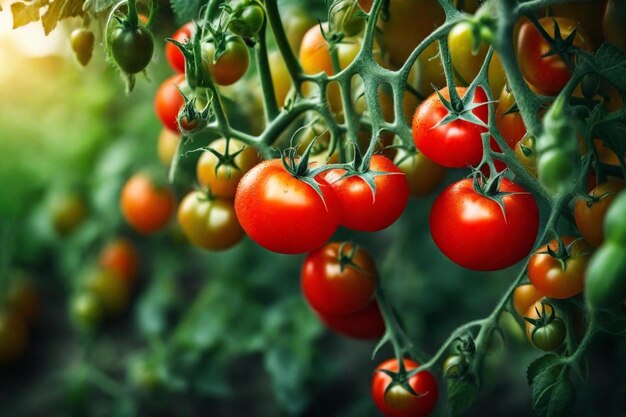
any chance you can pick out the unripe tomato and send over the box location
[320,300,385,339]
[70,28,95,66]
[202,37,250,86]
[604,190,626,246]
[70,291,104,329]
[513,283,543,317]
[120,173,175,234]
[302,242,377,316]
[155,74,186,133]
[98,238,139,282]
[50,192,88,237]
[524,300,566,351]
[371,358,439,417]
[109,24,154,74]
[574,182,625,247]
[157,128,181,166]
[0,311,29,364]
[196,138,260,198]
[83,268,129,316]
[585,241,626,309]
[177,191,245,251]
[229,1,265,38]
[165,22,194,73]
[269,51,292,107]
[394,149,447,198]
[7,277,40,323]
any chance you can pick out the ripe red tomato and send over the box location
[234,159,340,254]
[322,155,409,232]
[513,283,543,317]
[166,22,193,73]
[121,173,176,234]
[155,74,186,133]
[302,242,376,316]
[430,178,539,271]
[517,17,592,95]
[574,181,625,247]
[528,237,593,299]
[202,37,250,86]
[320,300,385,339]
[412,87,488,168]
[371,358,438,417]
[98,238,139,282]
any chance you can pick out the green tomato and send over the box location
[70,291,104,329]
[537,148,577,194]
[530,318,566,351]
[110,24,154,74]
[330,0,366,36]
[229,1,265,38]
[604,190,626,247]
[585,242,626,309]
[443,354,467,379]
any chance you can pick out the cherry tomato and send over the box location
[121,173,175,234]
[302,242,377,316]
[197,138,260,199]
[0,311,28,364]
[323,155,409,232]
[574,182,625,247]
[269,51,292,107]
[157,128,181,166]
[513,283,543,317]
[202,37,250,86]
[320,300,386,339]
[394,149,447,198]
[155,74,186,133]
[371,358,439,417]
[83,268,129,316]
[166,22,194,73]
[178,191,245,251]
[412,87,489,168]
[514,135,538,176]
[7,276,40,323]
[552,1,606,48]
[234,159,340,254]
[98,238,139,282]
[524,300,566,351]
[282,7,317,53]
[430,178,539,271]
[517,17,592,95]
[495,85,527,149]
[70,28,95,66]
[528,237,593,299]
[70,291,104,329]
[229,1,265,38]
[50,192,88,237]
[109,24,154,74]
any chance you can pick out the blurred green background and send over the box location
[0,1,624,416]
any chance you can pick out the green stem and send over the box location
[264,0,303,92]
[255,22,280,121]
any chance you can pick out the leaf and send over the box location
[83,0,117,13]
[447,378,479,416]
[170,0,203,23]
[532,371,576,417]
[10,1,40,29]
[527,354,560,385]
[42,0,85,35]
[592,44,626,92]
[594,122,626,160]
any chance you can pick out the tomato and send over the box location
[70,291,104,328]
[282,7,317,53]
[514,135,538,176]
[372,358,438,417]
[430,178,539,271]
[0,311,28,364]
[99,238,139,282]
[585,242,626,309]
[552,1,606,48]
[495,86,527,149]
[50,192,88,237]
[269,51,292,107]
[70,28,95,66]
[229,1,265,38]
[83,268,129,316]
[121,173,175,234]
[528,237,593,299]
[442,355,467,379]
[302,242,377,316]
[320,300,385,339]
[155,74,186,133]
[178,191,245,251]
[413,43,447,97]
[517,17,592,95]
[197,138,260,198]
[202,36,250,86]
[7,276,40,323]
[234,159,340,254]
[165,22,193,73]
[524,300,565,351]
[109,24,154,74]
[574,182,625,247]
[330,0,366,36]
[394,149,447,198]
[157,128,181,166]
[513,283,543,317]
[604,190,626,246]
[603,0,626,51]
[412,87,489,168]
[323,155,409,232]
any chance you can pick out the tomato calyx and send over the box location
[534,17,580,71]
[523,301,566,350]
[540,236,581,270]
[432,86,489,130]
[524,301,559,328]
[470,170,528,219]
[377,368,425,399]
[336,241,366,273]
[177,89,212,135]
[581,187,620,209]
[202,140,249,180]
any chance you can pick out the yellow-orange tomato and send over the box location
[99,238,139,282]
[513,284,543,317]
[197,138,260,199]
[495,85,527,149]
[121,173,176,234]
[50,192,88,237]
[0,311,28,364]
[514,136,538,176]
[269,51,292,108]
[574,181,625,247]
[394,149,447,198]
[157,128,181,166]
[84,268,129,316]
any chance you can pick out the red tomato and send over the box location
[165,22,193,73]
[371,358,438,417]
[430,178,539,271]
[528,237,593,299]
[320,300,385,339]
[323,155,409,231]
[121,173,176,234]
[155,74,186,133]
[412,87,488,168]
[98,238,139,282]
[517,17,592,95]
[302,242,377,316]
[495,85,526,150]
[234,159,340,254]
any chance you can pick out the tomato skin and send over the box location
[0,311,29,364]
[7,278,40,323]
[121,173,176,234]
[269,51,292,107]
[585,242,626,309]
[323,155,409,232]
[372,358,438,417]
[98,238,139,282]
[50,192,88,237]
[430,178,539,271]
[70,28,95,66]
[70,291,104,328]
[528,237,593,299]
[157,128,181,166]
[495,86,527,149]
[574,182,625,247]
[412,87,488,168]
[155,74,186,133]
[514,135,538,176]
[197,139,260,198]
[513,284,543,317]
[166,22,193,73]
[302,242,376,316]
[83,268,129,316]
[517,17,592,95]
[604,190,626,246]
[235,159,340,254]
[320,300,385,339]
[110,25,154,74]
[202,37,250,86]
[178,191,245,251]
[524,300,565,351]
[394,150,447,198]
[229,2,265,38]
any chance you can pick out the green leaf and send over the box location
[532,370,576,417]
[527,354,560,385]
[170,0,203,23]
[10,1,40,29]
[592,44,626,92]
[447,378,479,416]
